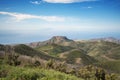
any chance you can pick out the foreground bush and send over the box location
[0,65,83,80]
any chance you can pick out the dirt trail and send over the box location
[102,55,116,61]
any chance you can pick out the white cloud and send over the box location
[30,1,41,5]
[82,6,93,9]
[0,11,65,22]
[43,0,97,3]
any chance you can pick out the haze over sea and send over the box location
[0,0,120,44]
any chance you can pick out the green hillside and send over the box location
[77,41,120,61]
[98,60,120,73]
[62,49,97,65]
[106,46,120,60]
[36,44,73,57]
[36,44,98,65]
[14,44,60,60]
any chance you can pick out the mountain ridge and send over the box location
[26,36,120,48]
[89,37,120,44]
[0,36,120,74]
[27,36,76,48]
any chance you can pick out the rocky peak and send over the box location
[27,36,74,48]
[51,36,70,41]
[49,36,72,43]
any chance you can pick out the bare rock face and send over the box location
[48,36,73,44]
[29,42,40,48]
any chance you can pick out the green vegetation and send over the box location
[64,50,97,65]
[0,64,83,80]
[106,47,120,60]
[14,44,43,57]
[36,44,73,57]
[0,54,119,80]
[14,44,60,60]
[1,39,120,80]
[98,61,120,73]
[44,60,119,80]
[77,41,120,61]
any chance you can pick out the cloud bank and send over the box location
[43,0,97,3]
[0,11,65,22]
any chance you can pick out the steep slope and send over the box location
[14,44,61,60]
[0,44,61,61]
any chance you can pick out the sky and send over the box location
[0,0,120,44]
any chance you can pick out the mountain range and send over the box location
[0,36,120,73]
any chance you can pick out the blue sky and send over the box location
[0,0,120,44]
